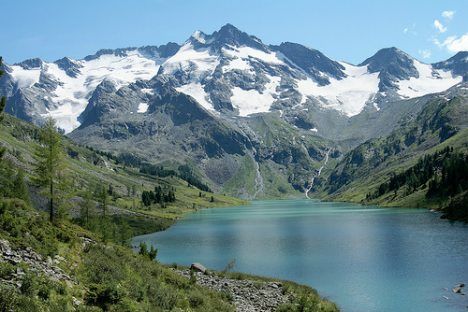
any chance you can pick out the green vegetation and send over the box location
[0,103,242,309]
[0,101,336,310]
[0,199,235,311]
[366,147,468,221]
[321,94,468,221]
[142,186,176,207]
[32,118,68,222]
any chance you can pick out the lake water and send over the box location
[133,200,468,312]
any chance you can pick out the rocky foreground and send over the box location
[0,239,73,287]
[176,268,291,312]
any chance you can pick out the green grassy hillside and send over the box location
[319,92,468,220]
[0,114,338,311]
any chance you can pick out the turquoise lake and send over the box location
[133,200,468,312]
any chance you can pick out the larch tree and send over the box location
[0,57,6,158]
[80,186,95,227]
[32,118,67,222]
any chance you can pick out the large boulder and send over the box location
[190,262,207,274]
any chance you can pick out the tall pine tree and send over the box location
[0,57,6,158]
[32,118,66,222]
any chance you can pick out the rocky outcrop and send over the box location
[0,239,73,287]
[190,262,207,274]
[176,269,291,312]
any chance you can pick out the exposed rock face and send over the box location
[360,47,418,91]
[2,24,466,198]
[177,269,290,312]
[0,239,73,287]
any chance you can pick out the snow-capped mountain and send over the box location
[2,44,179,132]
[1,24,465,134]
[1,24,466,198]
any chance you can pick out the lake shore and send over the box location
[135,199,468,312]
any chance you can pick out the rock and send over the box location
[72,296,82,306]
[452,287,462,294]
[453,283,465,294]
[175,268,290,312]
[190,262,207,274]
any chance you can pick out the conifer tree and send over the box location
[0,57,6,158]
[32,118,66,222]
[97,184,108,217]
[80,187,95,226]
[12,169,30,204]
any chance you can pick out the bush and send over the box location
[189,289,205,308]
[0,261,15,279]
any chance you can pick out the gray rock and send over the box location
[190,262,207,274]
[453,283,465,294]
[176,268,291,312]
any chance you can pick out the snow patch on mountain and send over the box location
[162,43,219,78]
[223,57,253,72]
[10,65,42,88]
[296,63,380,116]
[141,88,154,95]
[397,60,462,99]
[191,30,206,44]
[176,82,215,112]
[223,46,285,65]
[13,50,160,132]
[137,103,149,113]
[230,75,281,116]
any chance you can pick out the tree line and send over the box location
[141,186,176,207]
[366,146,468,220]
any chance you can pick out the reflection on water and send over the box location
[133,200,468,312]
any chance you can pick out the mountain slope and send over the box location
[319,84,468,217]
[0,115,337,311]
[2,24,464,132]
[1,24,466,198]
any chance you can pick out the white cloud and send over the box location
[434,33,468,53]
[403,24,417,36]
[418,49,431,59]
[440,34,468,53]
[442,10,455,20]
[433,19,447,33]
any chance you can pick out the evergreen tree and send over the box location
[32,118,66,222]
[0,57,6,158]
[148,245,158,261]
[80,187,94,227]
[12,169,30,204]
[98,184,108,217]
[139,242,148,257]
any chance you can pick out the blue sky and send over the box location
[2,0,467,64]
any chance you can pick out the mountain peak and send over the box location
[15,58,44,69]
[218,23,242,34]
[54,57,82,78]
[360,47,413,66]
[204,23,266,51]
[433,51,468,80]
[360,47,418,84]
[190,30,208,44]
[274,42,346,85]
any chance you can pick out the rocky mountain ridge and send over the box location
[1,24,467,198]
